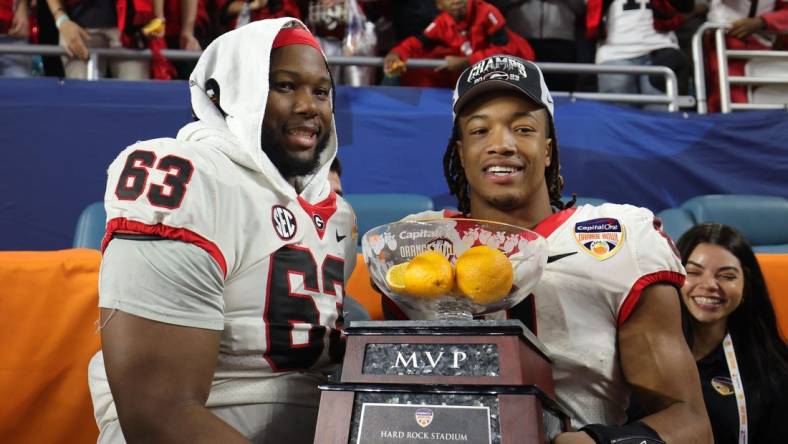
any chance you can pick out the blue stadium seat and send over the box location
[681,194,788,253]
[73,202,107,250]
[345,193,434,242]
[343,296,371,324]
[656,208,696,243]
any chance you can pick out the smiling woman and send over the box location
[677,223,788,443]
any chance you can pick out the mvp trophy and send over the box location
[315,219,569,444]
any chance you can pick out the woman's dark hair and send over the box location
[443,115,573,215]
[677,223,788,391]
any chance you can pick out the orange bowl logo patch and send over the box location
[711,376,735,396]
[573,218,625,260]
[415,408,433,428]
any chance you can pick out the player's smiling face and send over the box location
[456,91,552,213]
[263,44,333,178]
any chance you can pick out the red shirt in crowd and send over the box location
[706,0,788,111]
[391,0,534,65]
[0,0,14,34]
[217,0,301,32]
[164,0,211,42]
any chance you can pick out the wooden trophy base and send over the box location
[314,320,569,444]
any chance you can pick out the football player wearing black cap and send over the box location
[420,55,713,443]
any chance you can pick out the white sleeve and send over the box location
[617,206,686,325]
[628,207,685,279]
[99,238,225,330]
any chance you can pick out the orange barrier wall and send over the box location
[1,250,785,443]
[0,249,101,444]
[758,254,788,340]
[346,253,383,321]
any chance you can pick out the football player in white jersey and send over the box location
[395,55,713,443]
[88,19,357,444]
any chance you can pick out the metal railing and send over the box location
[0,43,691,111]
[692,21,788,113]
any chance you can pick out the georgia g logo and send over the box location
[272,205,297,240]
[313,214,325,230]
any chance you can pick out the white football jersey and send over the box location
[525,203,684,427]
[103,136,356,376]
[403,203,684,427]
[596,0,679,63]
[89,20,358,434]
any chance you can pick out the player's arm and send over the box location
[556,284,711,444]
[616,283,712,443]
[101,309,250,443]
[98,235,246,443]
[615,284,712,443]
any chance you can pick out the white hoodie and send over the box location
[92,18,357,432]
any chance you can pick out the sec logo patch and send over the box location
[272,205,297,240]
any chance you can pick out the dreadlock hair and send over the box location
[442,115,574,216]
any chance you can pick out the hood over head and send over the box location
[177,18,338,202]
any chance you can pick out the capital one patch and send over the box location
[573,218,625,260]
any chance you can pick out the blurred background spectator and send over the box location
[491,0,585,91]
[705,0,788,111]
[0,0,32,77]
[675,0,709,93]
[390,0,438,43]
[304,0,377,85]
[590,0,693,100]
[162,0,208,52]
[45,0,154,79]
[161,0,210,78]
[215,0,300,34]
[383,0,534,88]
[2,0,782,113]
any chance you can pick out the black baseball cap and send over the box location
[452,55,554,122]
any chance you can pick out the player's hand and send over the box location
[383,52,406,76]
[729,17,765,39]
[435,55,469,73]
[552,431,595,444]
[8,8,29,38]
[180,32,202,51]
[59,20,91,60]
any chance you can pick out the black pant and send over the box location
[528,38,578,92]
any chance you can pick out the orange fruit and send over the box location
[455,246,513,304]
[385,262,408,293]
[402,251,454,298]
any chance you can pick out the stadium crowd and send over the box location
[1,0,786,109]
